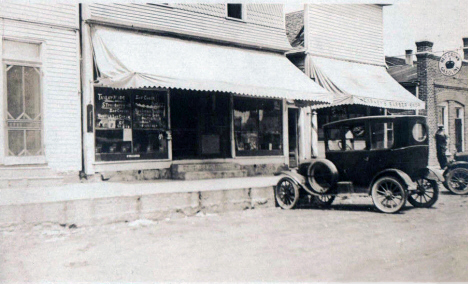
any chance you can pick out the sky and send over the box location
[284,0,468,58]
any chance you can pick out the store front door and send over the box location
[171,90,231,160]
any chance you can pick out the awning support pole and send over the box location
[311,110,318,158]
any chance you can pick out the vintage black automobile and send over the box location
[443,152,468,195]
[275,115,443,213]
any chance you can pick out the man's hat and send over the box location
[438,124,444,129]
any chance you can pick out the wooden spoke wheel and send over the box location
[408,178,439,208]
[371,176,407,214]
[445,168,468,195]
[275,177,300,209]
[313,195,335,208]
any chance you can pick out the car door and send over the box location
[366,120,395,182]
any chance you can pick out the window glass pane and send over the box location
[24,67,41,119]
[327,128,342,151]
[94,87,168,161]
[258,100,281,151]
[7,66,23,119]
[344,124,366,150]
[26,130,42,155]
[371,122,394,149]
[3,40,41,61]
[8,130,24,156]
[234,97,282,155]
[234,98,259,151]
[227,4,242,19]
[412,122,427,142]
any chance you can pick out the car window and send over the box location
[345,124,366,150]
[327,128,342,151]
[412,122,427,142]
[371,122,394,149]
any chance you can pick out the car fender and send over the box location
[275,169,307,187]
[370,169,416,191]
[418,167,444,182]
[443,161,468,177]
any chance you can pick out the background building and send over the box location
[387,39,468,165]
[285,4,425,157]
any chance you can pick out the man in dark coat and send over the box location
[435,125,449,169]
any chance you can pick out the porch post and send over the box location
[283,99,289,166]
[311,109,318,158]
[81,5,96,175]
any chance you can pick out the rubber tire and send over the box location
[313,195,335,208]
[307,159,339,194]
[371,176,407,214]
[275,177,300,210]
[445,167,468,195]
[408,178,439,208]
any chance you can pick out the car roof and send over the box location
[323,115,426,129]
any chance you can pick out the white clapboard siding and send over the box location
[175,3,284,29]
[0,7,81,172]
[0,3,78,29]
[86,3,292,51]
[306,4,384,66]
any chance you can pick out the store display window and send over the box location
[234,97,282,156]
[94,87,168,161]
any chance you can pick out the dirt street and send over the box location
[1,190,468,282]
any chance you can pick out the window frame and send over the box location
[370,121,394,150]
[2,38,45,163]
[94,87,171,162]
[233,96,283,157]
[226,4,246,21]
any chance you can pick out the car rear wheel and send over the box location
[445,167,468,195]
[313,195,335,208]
[371,176,407,214]
[275,177,300,209]
[408,178,439,207]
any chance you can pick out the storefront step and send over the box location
[171,163,242,173]
[173,170,248,181]
[0,176,64,188]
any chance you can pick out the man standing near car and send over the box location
[435,125,449,169]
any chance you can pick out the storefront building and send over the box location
[286,4,425,157]
[0,4,82,183]
[81,4,331,177]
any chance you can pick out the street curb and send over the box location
[0,186,276,227]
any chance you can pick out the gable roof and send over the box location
[385,56,418,83]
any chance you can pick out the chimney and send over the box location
[405,49,413,66]
[416,41,433,53]
[463,37,468,60]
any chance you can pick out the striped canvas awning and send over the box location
[307,56,425,110]
[90,27,332,104]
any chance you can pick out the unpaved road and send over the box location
[1,190,468,282]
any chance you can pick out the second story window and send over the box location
[227,4,243,20]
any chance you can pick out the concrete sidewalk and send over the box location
[0,176,280,227]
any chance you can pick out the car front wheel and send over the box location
[408,178,439,207]
[371,176,407,214]
[275,177,300,209]
[445,167,468,195]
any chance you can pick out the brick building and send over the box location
[387,39,468,166]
